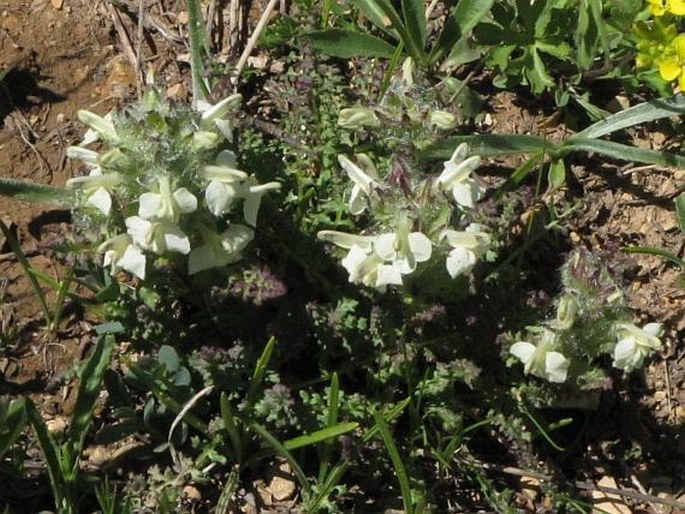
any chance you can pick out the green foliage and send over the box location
[307,0,494,71]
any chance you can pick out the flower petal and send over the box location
[119,245,147,280]
[446,246,476,278]
[544,352,570,383]
[173,188,198,214]
[205,180,235,216]
[87,187,112,215]
[408,232,432,262]
[138,192,162,220]
[510,342,536,364]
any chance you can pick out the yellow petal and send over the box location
[668,0,685,15]
[674,35,685,58]
[659,59,681,81]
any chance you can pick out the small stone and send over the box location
[268,461,296,501]
[183,485,201,501]
[654,391,667,402]
[50,0,64,9]
[177,11,189,24]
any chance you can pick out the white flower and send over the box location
[374,218,432,276]
[612,322,663,372]
[510,330,570,383]
[138,175,197,223]
[77,110,119,145]
[125,216,191,255]
[318,220,432,291]
[441,223,490,278]
[201,151,279,225]
[203,157,249,217]
[197,93,242,141]
[98,234,147,280]
[434,143,484,208]
[66,167,122,216]
[188,224,254,275]
[338,154,381,215]
[240,175,281,226]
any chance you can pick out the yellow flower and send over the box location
[659,34,685,89]
[648,0,685,16]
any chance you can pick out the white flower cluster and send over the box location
[510,313,664,383]
[317,143,490,291]
[66,94,280,280]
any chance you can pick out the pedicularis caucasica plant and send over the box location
[318,59,490,290]
[65,76,280,280]
[508,248,664,384]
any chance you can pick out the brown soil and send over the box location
[0,1,683,512]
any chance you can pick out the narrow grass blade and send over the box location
[283,422,359,451]
[0,218,52,328]
[362,397,410,443]
[0,177,74,205]
[563,138,685,168]
[250,422,311,495]
[246,336,277,410]
[372,408,414,514]
[425,134,557,159]
[220,392,243,464]
[573,94,685,140]
[676,193,685,233]
[216,469,240,514]
[26,400,67,509]
[0,398,26,458]
[308,462,350,512]
[622,246,685,268]
[318,372,341,482]
[67,334,115,455]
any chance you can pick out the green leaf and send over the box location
[0,398,26,458]
[284,422,359,451]
[26,401,67,508]
[401,0,426,51]
[352,0,398,37]
[306,29,395,58]
[250,422,311,495]
[246,336,277,411]
[562,138,685,168]
[372,409,414,514]
[622,246,684,268]
[424,134,557,159]
[67,335,115,456]
[432,0,494,65]
[573,94,685,140]
[676,193,685,234]
[0,177,75,205]
[548,159,566,189]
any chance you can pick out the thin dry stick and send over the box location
[232,0,279,81]
[108,3,140,79]
[481,463,685,510]
[135,0,145,98]
[664,360,675,422]
[425,0,440,19]
[167,385,214,470]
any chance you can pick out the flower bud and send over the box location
[338,108,379,128]
[429,110,457,130]
[555,294,578,330]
